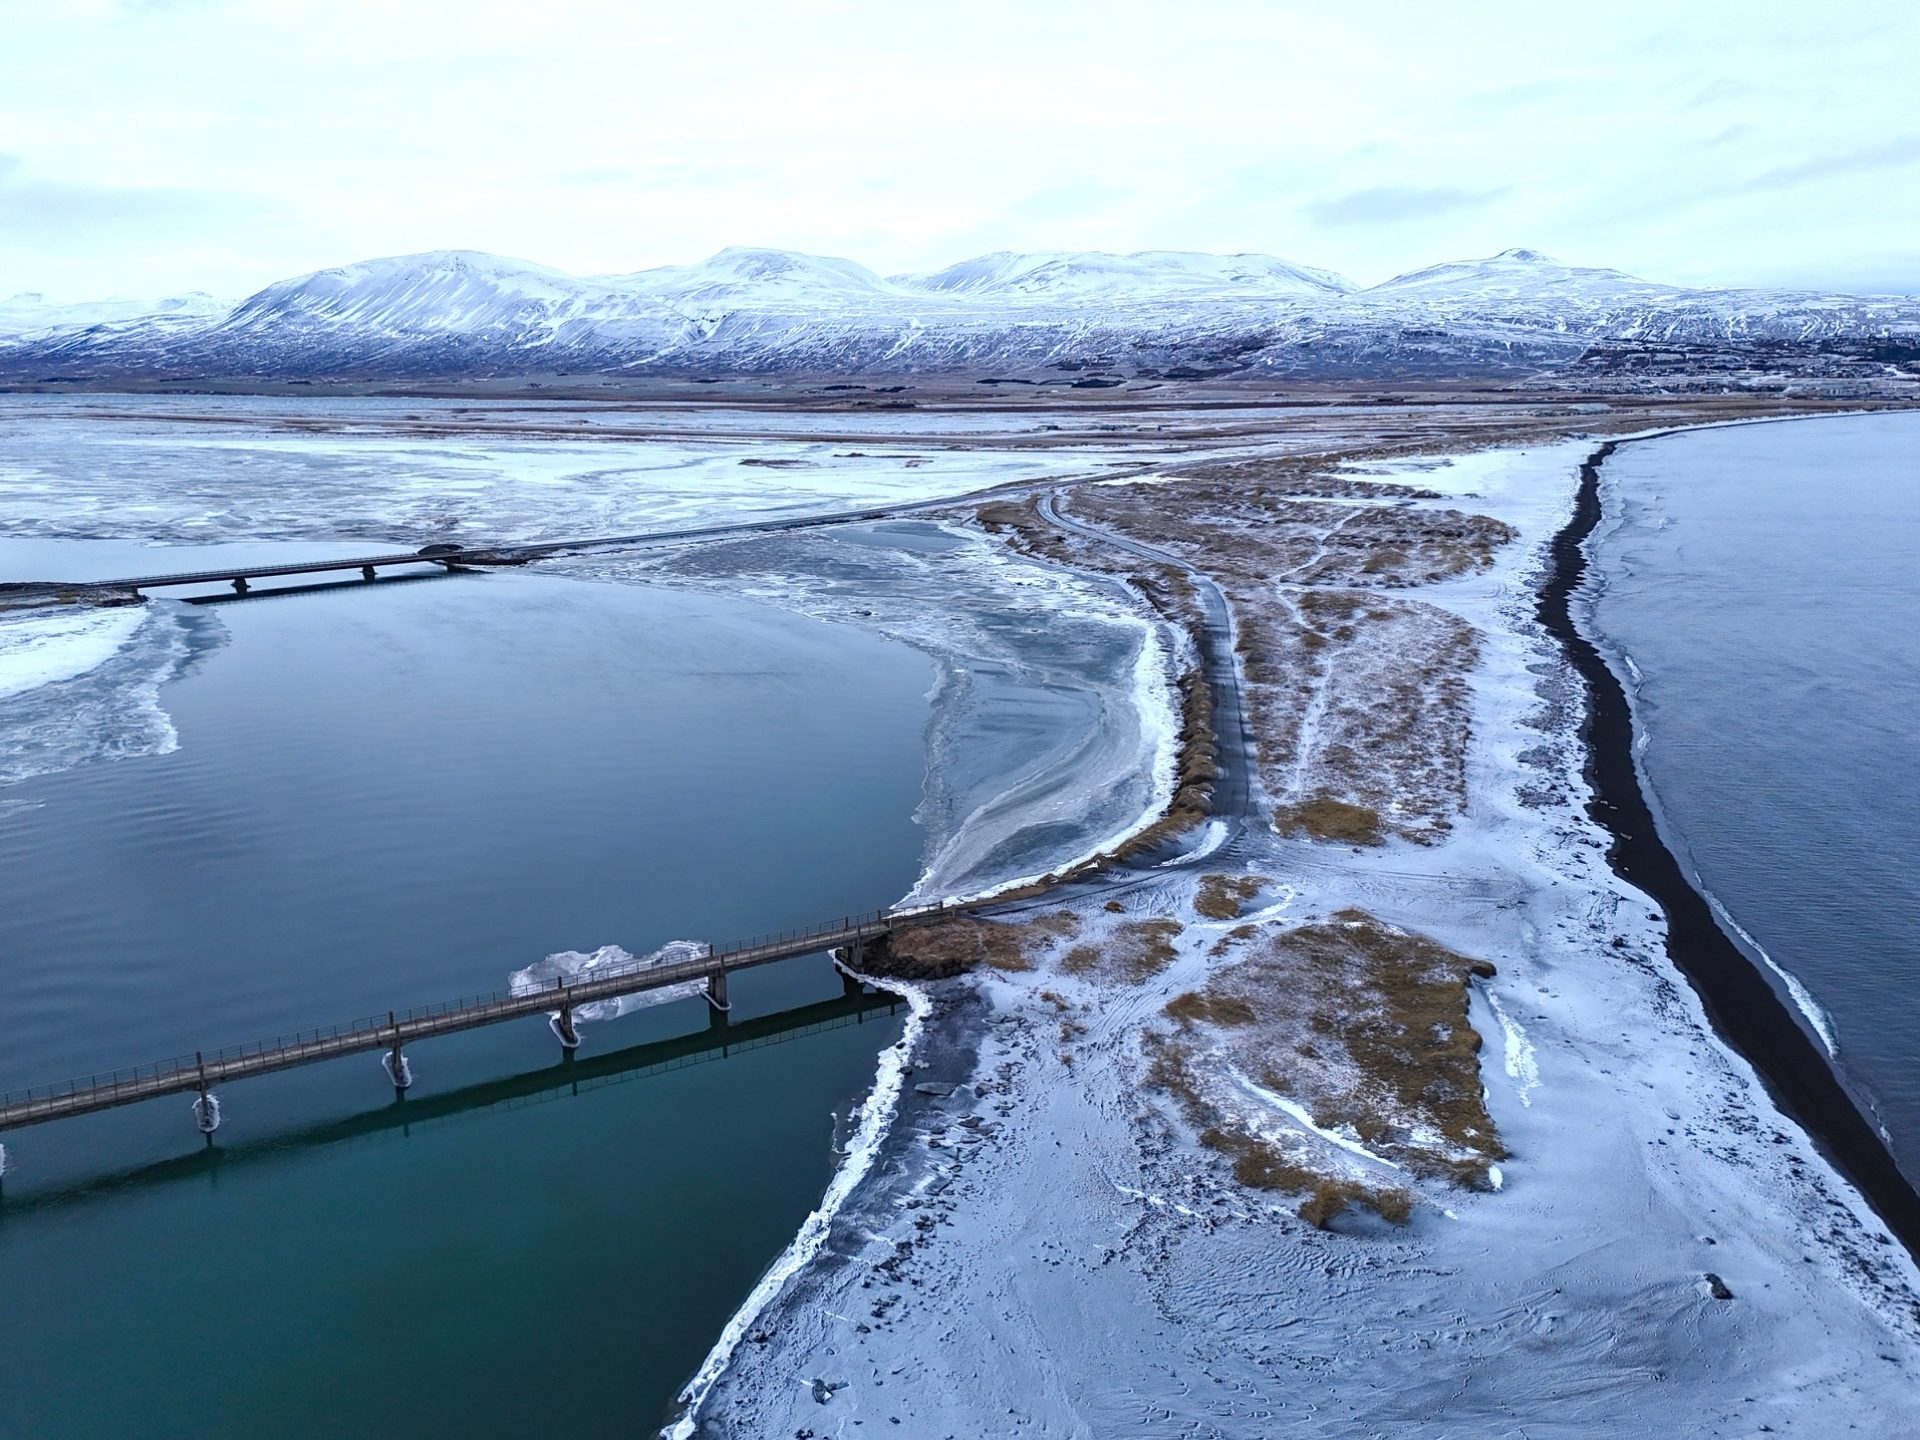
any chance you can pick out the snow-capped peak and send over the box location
[616,247,900,306]
[220,250,590,336]
[1366,249,1656,298]
[893,249,1355,301]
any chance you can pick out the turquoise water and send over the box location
[0,557,932,1436]
[1589,412,1920,1183]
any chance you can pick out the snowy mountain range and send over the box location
[3,246,1916,384]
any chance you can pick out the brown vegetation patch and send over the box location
[1273,795,1385,847]
[1168,455,1444,501]
[1143,910,1504,1217]
[1165,990,1258,1027]
[1067,477,1515,593]
[863,912,1076,979]
[1240,592,1480,845]
[1139,1053,1415,1228]
[974,497,1077,568]
[1194,873,1266,920]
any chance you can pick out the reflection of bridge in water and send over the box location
[0,905,945,1160]
[0,984,903,1211]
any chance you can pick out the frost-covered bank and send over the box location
[685,436,1920,1437]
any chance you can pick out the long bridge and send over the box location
[0,490,1034,602]
[0,484,1246,1176]
[0,903,945,1146]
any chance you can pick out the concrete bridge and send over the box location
[0,903,944,1149]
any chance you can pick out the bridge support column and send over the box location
[231,576,249,595]
[706,969,731,1014]
[551,988,581,1052]
[835,940,867,995]
[192,1052,222,1135]
[361,565,377,581]
[381,1013,413,1090]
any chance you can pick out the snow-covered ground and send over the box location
[680,438,1920,1437]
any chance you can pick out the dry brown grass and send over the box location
[1136,1052,1413,1228]
[1194,873,1265,920]
[1242,591,1480,846]
[1272,796,1386,846]
[1060,944,1100,976]
[1168,455,1444,501]
[866,912,1076,979]
[1165,990,1258,1027]
[1144,910,1505,1215]
[1241,911,1504,1181]
[1068,475,1515,594]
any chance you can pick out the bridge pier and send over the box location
[361,565,377,581]
[551,989,582,1052]
[835,940,867,996]
[381,1014,413,1090]
[192,1053,222,1134]
[230,576,249,595]
[706,969,731,1014]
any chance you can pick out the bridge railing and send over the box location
[0,1054,208,1111]
[1,900,963,1118]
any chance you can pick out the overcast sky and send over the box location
[3,0,1915,301]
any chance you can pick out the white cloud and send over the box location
[1,0,1914,299]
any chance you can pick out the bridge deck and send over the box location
[0,907,930,1133]
[3,505,910,597]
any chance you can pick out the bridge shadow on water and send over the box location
[0,986,902,1217]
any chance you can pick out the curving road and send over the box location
[1031,489,1262,873]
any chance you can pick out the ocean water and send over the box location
[1587,411,1920,1182]
[0,555,933,1437]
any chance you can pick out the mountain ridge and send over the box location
[4,245,1915,384]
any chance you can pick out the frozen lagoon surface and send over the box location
[0,401,1176,1435]
[1588,412,1920,1183]
[0,393,1156,544]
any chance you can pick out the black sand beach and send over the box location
[1540,436,1920,1259]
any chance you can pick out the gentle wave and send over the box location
[1704,892,1839,1058]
